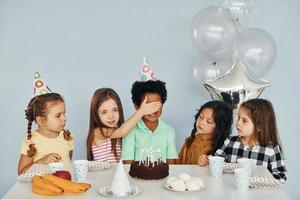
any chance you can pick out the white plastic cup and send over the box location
[48,162,65,173]
[234,168,252,191]
[73,160,88,182]
[208,156,225,177]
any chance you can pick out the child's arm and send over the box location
[269,145,287,182]
[123,160,134,164]
[167,159,176,164]
[214,138,231,158]
[198,155,209,166]
[18,153,61,175]
[69,150,73,160]
[110,96,161,139]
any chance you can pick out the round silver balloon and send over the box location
[233,28,276,79]
[204,61,269,109]
[192,54,233,100]
[192,6,237,55]
[220,0,256,27]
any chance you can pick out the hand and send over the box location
[198,155,209,166]
[37,153,61,164]
[139,96,162,115]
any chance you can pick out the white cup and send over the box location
[237,158,254,170]
[48,162,65,173]
[208,156,225,177]
[73,160,88,182]
[234,168,252,191]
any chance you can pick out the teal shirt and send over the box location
[122,119,178,162]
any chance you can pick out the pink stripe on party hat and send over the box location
[33,72,52,97]
[139,57,156,82]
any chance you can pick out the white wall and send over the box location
[0,0,299,199]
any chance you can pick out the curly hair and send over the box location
[186,101,233,154]
[131,80,167,106]
[25,93,71,157]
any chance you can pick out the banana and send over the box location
[32,176,64,195]
[42,174,91,193]
[32,185,62,196]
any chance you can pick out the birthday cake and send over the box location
[129,161,169,180]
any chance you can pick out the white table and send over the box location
[3,164,289,200]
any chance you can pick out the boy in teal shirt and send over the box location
[122,59,178,164]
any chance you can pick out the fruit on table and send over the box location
[42,174,91,193]
[53,170,71,180]
[32,176,63,196]
[31,174,91,196]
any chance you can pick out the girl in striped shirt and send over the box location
[86,88,161,163]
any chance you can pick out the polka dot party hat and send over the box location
[139,57,156,82]
[33,72,52,96]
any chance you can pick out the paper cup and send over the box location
[48,162,65,173]
[73,160,88,182]
[208,156,225,177]
[234,168,252,191]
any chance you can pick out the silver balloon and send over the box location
[233,28,276,79]
[220,0,256,27]
[192,55,233,99]
[192,6,237,55]
[204,61,269,109]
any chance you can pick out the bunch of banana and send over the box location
[31,174,91,196]
[32,176,63,196]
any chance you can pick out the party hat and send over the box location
[33,72,52,97]
[110,160,132,197]
[139,57,156,81]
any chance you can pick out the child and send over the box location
[215,98,287,182]
[177,101,233,165]
[122,58,178,164]
[18,73,73,175]
[86,88,161,163]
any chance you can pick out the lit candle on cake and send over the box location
[145,149,149,167]
[156,149,161,163]
[139,148,144,165]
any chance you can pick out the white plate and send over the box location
[98,185,142,197]
[250,176,280,189]
[223,163,238,173]
[88,161,111,171]
[163,183,205,192]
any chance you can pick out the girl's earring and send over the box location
[256,128,261,133]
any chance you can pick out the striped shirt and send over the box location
[215,136,287,182]
[91,139,121,164]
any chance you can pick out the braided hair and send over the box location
[24,93,71,157]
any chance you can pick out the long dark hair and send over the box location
[86,88,124,161]
[25,93,72,157]
[186,101,233,154]
[240,98,282,151]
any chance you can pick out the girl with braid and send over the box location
[18,73,73,175]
